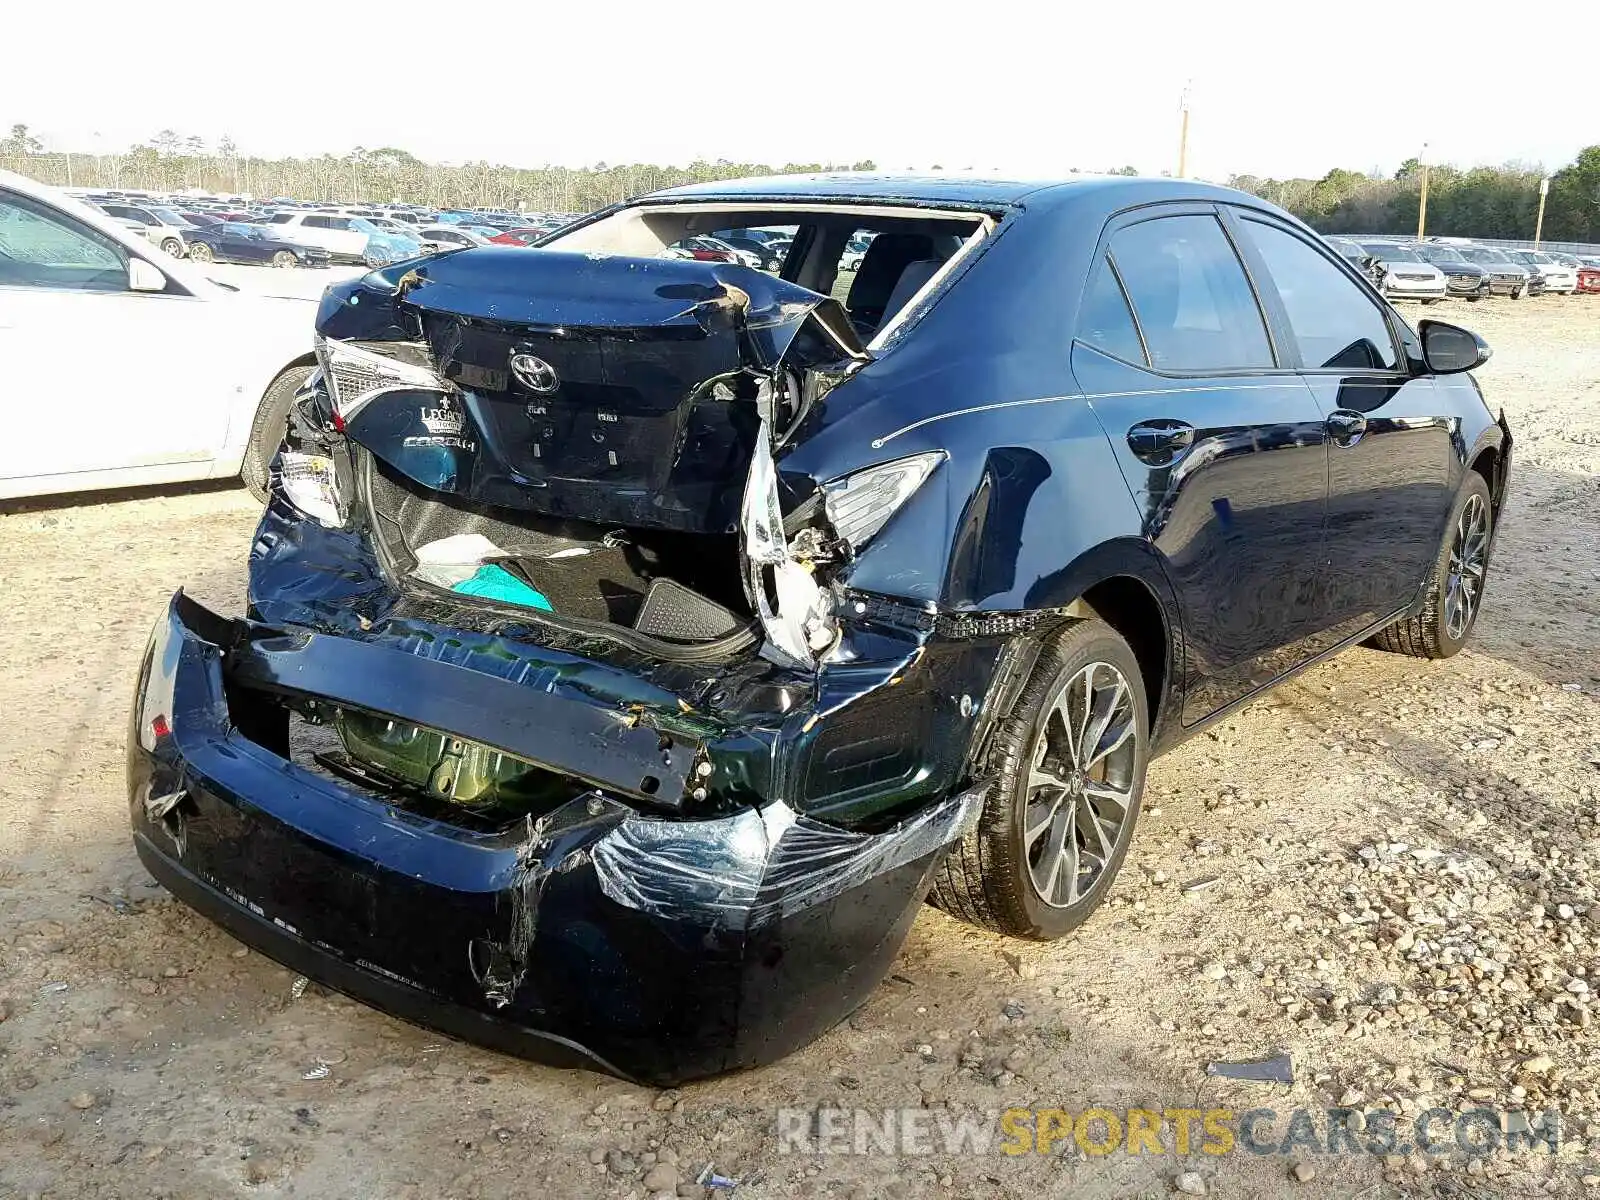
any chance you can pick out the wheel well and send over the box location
[1079,576,1168,726]
[251,355,318,428]
[266,353,317,396]
[1470,446,1501,515]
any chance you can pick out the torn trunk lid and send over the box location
[314,250,863,534]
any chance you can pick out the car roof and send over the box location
[645,171,1259,212]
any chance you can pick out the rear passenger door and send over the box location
[1228,211,1453,645]
[1070,205,1330,726]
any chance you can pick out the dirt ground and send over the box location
[2,295,1597,1200]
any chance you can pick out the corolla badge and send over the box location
[510,353,560,394]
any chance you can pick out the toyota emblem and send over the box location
[510,353,560,394]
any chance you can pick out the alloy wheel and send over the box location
[1023,660,1139,909]
[1444,493,1489,640]
[189,243,212,263]
[273,250,296,268]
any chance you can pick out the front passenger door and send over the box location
[1230,214,1454,646]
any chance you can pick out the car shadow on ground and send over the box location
[0,477,248,516]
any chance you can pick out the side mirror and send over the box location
[1418,320,1490,374]
[128,258,168,293]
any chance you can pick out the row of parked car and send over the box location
[61,188,584,270]
[1325,234,1600,302]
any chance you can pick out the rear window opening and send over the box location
[546,202,992,345]
[363,453,756,648]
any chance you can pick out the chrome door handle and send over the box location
[1326,410,1367,446]
[1127,420,1195,466]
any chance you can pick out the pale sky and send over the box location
[6,0,1595,181]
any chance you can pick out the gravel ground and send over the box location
[1,293,1597,1199]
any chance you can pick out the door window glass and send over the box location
[1077,255,1147,365]
[0,192,128,290]
[1239,218,1400,370]
[1109,215,1274,372]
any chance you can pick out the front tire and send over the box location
[930,619,1149,940]
[160,238,184,258]
[271,250,298,268]
[241,365,314,502]
[1510,287,1524,300]
[188,242,214,263]
[1370,472,1493,660]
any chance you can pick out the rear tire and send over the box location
[1370,472,1493,660]
[242,365,314,502]
[160,238,184,258]
[188,242,214,263]
[929,619,1149,940]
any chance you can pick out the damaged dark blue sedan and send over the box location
[130,174,1511,1084]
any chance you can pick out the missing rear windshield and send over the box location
[546,203,990,344]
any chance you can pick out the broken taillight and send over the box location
[277,452,346,528]
[314,335,447,425]
[821,452,946,553]
[740,427,836,669]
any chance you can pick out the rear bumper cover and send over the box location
[128,592,984,1084]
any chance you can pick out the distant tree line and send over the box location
[1229,147,1600,242]
[0,124,875,213]
[3,123,1596,240]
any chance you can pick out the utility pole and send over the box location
[1415,142,1430,241]
[1534,176,1549,248]
[1176,81,1192,178]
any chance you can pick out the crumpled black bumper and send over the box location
[127,592,983,1084]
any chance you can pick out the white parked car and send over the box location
[261,210,398,264]
[1503,249,1578,294]
[1357,241,1448,302]
[96,202,196,259]
[0,170,318,501]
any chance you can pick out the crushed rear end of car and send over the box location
[129,247,1006,1083]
